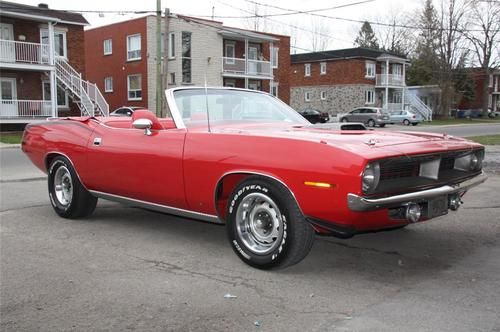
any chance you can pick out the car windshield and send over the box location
[172,89,309,128]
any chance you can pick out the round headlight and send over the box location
[470,154,478,170]
[362,162,380,194]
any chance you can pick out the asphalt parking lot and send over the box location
[1,146,500,331]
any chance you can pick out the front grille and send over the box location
[374,149,483,196]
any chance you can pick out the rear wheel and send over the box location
[48,156,97,219]
[367,119,375,127]
[379,124,386,128]
[226,177,315,269]
[411,122,418,126]
[403,119,410,126]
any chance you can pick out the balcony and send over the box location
[222,57,273,79]
[0,100,52,118]
[0,40,50,68]
[376,74,405,87]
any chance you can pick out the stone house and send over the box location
[289,48,430,120]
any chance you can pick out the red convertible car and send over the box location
[22,87,487,269]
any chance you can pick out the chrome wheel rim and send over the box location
[53,166,73,206]
[235,193,284,255]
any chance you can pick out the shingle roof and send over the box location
[0,1,88,25]
[291,47,407,63]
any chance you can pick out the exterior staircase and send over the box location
[55,57,109,117]
[404,89,432,121]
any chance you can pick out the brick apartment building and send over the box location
[288,48,431,120]
[456,68,500,114]
[0,1,108,123]
[85,15,290,112]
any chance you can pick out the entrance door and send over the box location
[0,23,15,62]
[247,46,258,74]
[0,78,18,117]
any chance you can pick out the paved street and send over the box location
[1,137,500,331]
[385,123,500,137]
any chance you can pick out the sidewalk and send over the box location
[0,146,46,182]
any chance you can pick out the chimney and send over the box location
[38,3,49,9]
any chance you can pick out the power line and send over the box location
[192,0,375,19]
[237,0,498,33]
[215,0,354,45]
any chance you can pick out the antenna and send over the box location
[204,73,211,133]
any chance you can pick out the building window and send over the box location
[103,39,112,55]
[320,62,326,75]
[320,91,327,100]
[225,41,235,64]
[225,79,235,87]
[305,91,311,102]
[271,82,278,97]
[127,74,142,100]
[489,74,494,88]
[104,77,113,92]
[40,29,67,58]
[272,47,279,68]
[126,34,141,61]
[169,73,176,85]
[305,63,311,77]
[392,64,402,76]
[365,61,375,78]
[365,89,375,104]
[182,32,192,83]
[168,32,175,59]
[42,81,68,108]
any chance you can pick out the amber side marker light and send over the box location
[304,181,334,188]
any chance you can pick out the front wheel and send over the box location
[412,122,418,126]
[379,124,386,128]
[226,177,315,269]
[341,118,348,123]
[48,156,97,219]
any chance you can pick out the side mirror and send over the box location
[132,118,153,136]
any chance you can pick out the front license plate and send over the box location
[428,196,448,218]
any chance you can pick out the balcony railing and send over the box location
[0,40,50,65]
[222,57,272,78]
[376,74,405,87]
[0,100,52,118]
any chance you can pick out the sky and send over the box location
[10,0,423,51]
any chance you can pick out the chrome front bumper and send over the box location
[348,172,488,212]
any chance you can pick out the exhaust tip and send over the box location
[406,203,422,223]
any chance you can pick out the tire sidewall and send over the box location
[48,157,77,217]
[226,180,292,268]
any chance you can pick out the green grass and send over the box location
[0,132,23,144]
[467,135,500,145]
[421,118,500,126]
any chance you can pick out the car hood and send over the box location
[211,123,481,159]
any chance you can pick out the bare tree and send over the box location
[464,0,500,115]
[437,0,469,117]
[309,18,331,51]
[376,10,416,56]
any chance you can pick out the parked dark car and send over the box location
[110,106,144,117]
[299,109,330,124]
[339,107,391,127]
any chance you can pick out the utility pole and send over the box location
[155,0,162,117]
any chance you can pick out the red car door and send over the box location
[83,125,188,209]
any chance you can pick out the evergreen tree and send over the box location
[406,0,440,86]
[354,21,379,49]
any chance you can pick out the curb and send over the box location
[0,144,21,149]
